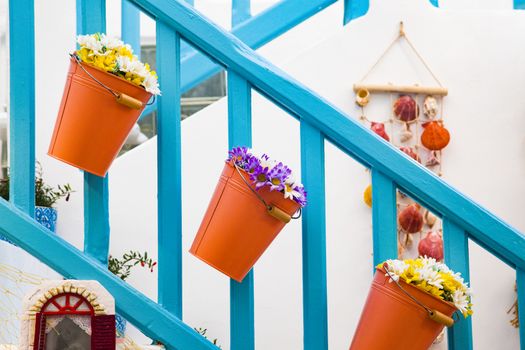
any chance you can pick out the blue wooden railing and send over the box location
[3,0,525,349]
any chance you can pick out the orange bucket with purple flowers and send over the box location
[190,149,305,282]
[350,264,460,350]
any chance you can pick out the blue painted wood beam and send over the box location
[517,269,525,349]
[179,0,337,94]
[0,201,218,350]
[156,23,183,318]
[8,0,35,215]
[139,0,336,121]
[76,0,106,36]
[232,0,251,27]
[443,219,473,350]
[343,0,369,25]
[83,175,110,264]
[371,169,397,266]
[77,0,111,265]
[227,72,254,350]
[300,122,328,350]
[122,0,141,59]
[128,0,525,269]
[514,0,525,9]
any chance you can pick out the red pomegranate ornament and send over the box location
[418,231,444,261]
[370,122,390,142]
[399,147,421,163]
[398,203,423,233]
[421,121,450,150]
[393,95,419,122]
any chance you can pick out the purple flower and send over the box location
[228,146,251,168]
[250,164,270,189]
[244,155,261,174]
[267,162,291,192]
[294,185,307,207]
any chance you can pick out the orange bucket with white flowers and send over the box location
[350,259,472,350]
[48,34,160,177]
[190,148,306,282]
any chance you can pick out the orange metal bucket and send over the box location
[48,56,152,177]
[350,268,457,350]
[190,162,300,282]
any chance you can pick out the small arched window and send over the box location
[33,293,115,350]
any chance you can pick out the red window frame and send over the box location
[33,293,95,350]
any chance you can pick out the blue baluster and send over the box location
[300,122,328,350]
[9,0,35,216]
[517,269,525,349]
[443,218,473,350]
[156,23,183,317]
[122,0,141,59]
[228,71,254,350]
[371,169,397,267]
[232,0,251,27]
[343,0,369,25]
[77,0,110,265]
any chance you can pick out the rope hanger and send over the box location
[354,22,447,96]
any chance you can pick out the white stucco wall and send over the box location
[1,0,525,349]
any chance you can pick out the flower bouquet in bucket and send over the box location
[350,257,472,350]
[190,147,307,282]
[48,33,161,177]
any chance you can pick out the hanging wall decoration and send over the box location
[355,22,450,271]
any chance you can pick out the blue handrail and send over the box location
[132,0,339,121]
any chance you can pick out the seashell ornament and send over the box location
[393,95,419,122]
[418,231,444,261]
[425,151,441,167]
[424,210,437,228]
[423,95,439,119]
[355,88,370,107]
[399,129,413,142]
[363,184,372,208]
[421,121,450,150]
[398,203,424,233]
[399,146,421,163]
[370,122,390,142]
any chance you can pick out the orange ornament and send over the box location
[421,121,450,151]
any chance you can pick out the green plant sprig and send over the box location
[108,250,157,281]
[0,163,74,208]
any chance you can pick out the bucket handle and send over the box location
[233,163,301,223]
[70,53,155,110]
[382,263,456,327]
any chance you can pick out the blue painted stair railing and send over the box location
[4,0,525,350]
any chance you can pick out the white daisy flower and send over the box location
[77,34,102,52]
[417,265,443,289]
[284,182,302,201]
[116,56,134,73]
[142,75,161,95]
[385,259,409,281]
[130,60,149,78]
[100,34,124,50]
[452,289,470,314]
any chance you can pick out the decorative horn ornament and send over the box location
[356,88,370,107]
